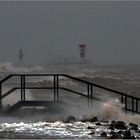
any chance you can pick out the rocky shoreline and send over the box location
[66,116,140,139]
[0,116,139,139]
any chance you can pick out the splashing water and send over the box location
[98,98,123,120]
[98,98,140,124]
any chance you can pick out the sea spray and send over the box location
[98,98,124,120]
[96,98,140,124]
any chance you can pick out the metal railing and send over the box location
[0,74,140,114]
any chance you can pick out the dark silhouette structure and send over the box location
[0,74,139,114]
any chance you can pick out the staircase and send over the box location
[0,74,139,114]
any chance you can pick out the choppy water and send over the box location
[0,62,140,138]
[0,121,91,139]
[0,121,140,139]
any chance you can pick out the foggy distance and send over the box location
[0,1,140,65]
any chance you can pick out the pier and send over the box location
[0,74,140,114]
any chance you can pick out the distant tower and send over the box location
[18,49,24,64]
[79,44,86,58]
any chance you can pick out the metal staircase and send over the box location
[0,74,139,114]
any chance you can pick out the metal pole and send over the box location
[87,84,90,108]
[21,76,23,101]
[90,85,93,98]
[121,95,124,103]
[23,76,25,101]
[87,84,89,98]
[136,100,138,112]
[0,84,2,112]
[54,76,56,101]
[56,75,59,101]
[132,98,134,112]
[125,96,127,113]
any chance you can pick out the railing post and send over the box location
[90,85,93,98]
[0,83,2,112]
[87,84,89,98]
[121,95,124,103]
[56,75,59,101]
[54,75,56,101]
[87,84,90,108]
[23,75,25,101]
[124,96,127,113]
[136,100,138,112]
[21,75,26,101]
[21,76,23,101]
[132,98,134,112]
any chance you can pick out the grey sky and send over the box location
[0,1,140,65]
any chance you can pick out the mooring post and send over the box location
[0,83,2,112]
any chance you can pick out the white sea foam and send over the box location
[0,121,92,138]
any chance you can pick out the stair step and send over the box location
[5,101,66,113]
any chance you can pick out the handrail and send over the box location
[62,74,140,100]
[2,87,18,99]
[0,74,139,114]
[0,75,13,84]
[61,87,101,101]
[1,74,140,100]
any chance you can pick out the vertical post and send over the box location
[21,75,26,101]
[87,84,90,108]
[125,96,127,113]
[90,85,93,98]
[23,76,25,101]
[87,84,90,98]
[121,95,124,112]
[121,95,124,103]
[136,100,138,113]
[56,75,59,101]
[0,83,2,112]
[90,85,93,107]
[54,75,56,101]
[132,98,134,112]
[21,76,23,101]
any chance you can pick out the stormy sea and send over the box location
[0,62,140,139]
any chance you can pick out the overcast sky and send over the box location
[0,1,140,65]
